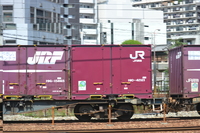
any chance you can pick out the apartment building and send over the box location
[79,0,167,45]
[79,0,99,44]
[98,0,167,45]
[132,0,200,45]
[0,0,80,45]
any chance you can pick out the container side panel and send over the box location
[71,47,111,99]
[182,46,200,98]
[169,47,183,95]
[26,47,68,98]
[112,46,152,98]
[1,47,27,95]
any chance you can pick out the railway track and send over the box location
[3,115,200,132]
[3,126,200,133]
[3,116,200,124]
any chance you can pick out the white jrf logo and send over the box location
[27,51,64,65]
[130,51,145,59]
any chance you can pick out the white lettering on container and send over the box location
[130,51,145,59]
[186,78,199,83]
[176,52,181,59]
[128,76,147,82]
[27,51,64,65]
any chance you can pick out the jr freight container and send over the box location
[169,45,200,98]
[1,45,152,100]
[1,46,69,100]
[70,45,152,99]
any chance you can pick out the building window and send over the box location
[33,24,38,30]
[30,14,34,23]
[164,14,168,19]
[68,15,75,19]
[30,7,35,23]
[177,20,183,24]
[176,26,183,31]
[151,3,155,7]
[187,19,194,23]
[141,5,146,8]
[63,4,75,8]
[5,40,16,44]
[3,12,13,22]
[5,23,16,30]
[189,27,196,30]
[144,37,149,40]
[163,8,168,12]
[3,5,13,10]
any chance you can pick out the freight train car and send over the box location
[2,45,200,121]
[168,45,200,114]
[1,45,161,121]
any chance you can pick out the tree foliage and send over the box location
[168,38,187,49]
[121,40,142,45]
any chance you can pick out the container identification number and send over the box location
[186,78,199,83]
[128,76,147,82]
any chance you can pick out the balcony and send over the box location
[188,27,197,30]
[80,0,94,3]
[80,8,94,14]
[82,29,97,35]
[83,39,97,45]
[80,18,94,24]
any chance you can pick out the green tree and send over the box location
[168,38,187,49]
[121,40,142,45]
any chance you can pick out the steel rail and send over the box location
[3,126,200,133]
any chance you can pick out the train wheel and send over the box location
[74,104,93,121]
[116,104,134,121]
[196,103,200,115]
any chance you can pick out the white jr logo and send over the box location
[176,52,181,59]
[130,51,145,59]
[27,51,64,65]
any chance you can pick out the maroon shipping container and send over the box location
[70,45,152,99]
[169,45,200,98]
[1,46,69,99]
[1,45,152,100]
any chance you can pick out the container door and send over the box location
[71,46,111,99]
[26,47,68,96]
[112,46,152,98]
[169,47,183,95]
[183,47,200,97]
[1,47,27,95]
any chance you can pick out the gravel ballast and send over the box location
[3,111,200,121]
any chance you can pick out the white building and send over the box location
[0,0,81,45]
[132,0,200,45]
[79,0,99,44]
[1,0,62,45]
[98,0,167,45]
[1,0,167,46]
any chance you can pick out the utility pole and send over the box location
[153,29,160,97]
[111,23,113,45]
[0,5,3,45]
